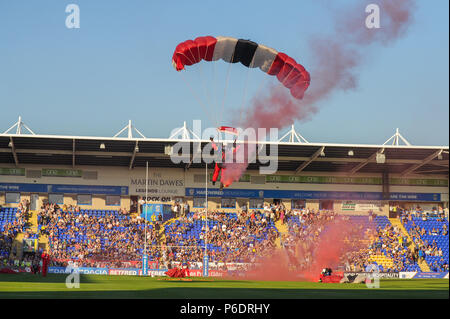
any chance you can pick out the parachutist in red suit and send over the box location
[41,250,50,277]
[211,137,224,187]
[212,141,239,190]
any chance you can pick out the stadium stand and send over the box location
[285,210,423,272]
[36,204,159,268]
[0,205,28,265]
[164,210,279,263]
[1,198,448,275]
[0,208,18,259]
[347,215,421,272]
[402,212,449,272]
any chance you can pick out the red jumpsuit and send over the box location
[41,252,50,277]
[212,143,239,187]
[212,145,226,184]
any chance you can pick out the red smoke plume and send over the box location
[220,140,253,187]
[239,0,416,131]
[223,0,416,186]
[232,217,371,282]
[295,217,371,281]
[220,0,416,279]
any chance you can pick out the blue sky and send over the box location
[0,0,448,145]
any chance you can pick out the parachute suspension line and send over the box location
[178,52,210,107]
[218,51,235,128]
[239,67,272,140]
[237,58,255,129]
[197,56,213,123]
[203,44,218,128]
[180,72,216,126]
[177,52,216,126]
[211,61,219,128]
[253,71,272,100]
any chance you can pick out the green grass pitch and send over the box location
[0,274,448,299]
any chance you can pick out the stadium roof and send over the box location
[0,135,448,176]
[0,118,448,176]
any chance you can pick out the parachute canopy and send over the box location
[172,36,310,99]
[217,126,239,136]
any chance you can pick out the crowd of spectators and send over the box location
[2,199,449,274]
[404,219,449,272]
[3,200,29,234]
[283,209,423,273]
[283,210,339,271]
[163,209,278,265]
[0,200,30,264]
[37,203,160,267]
[347,224,419,272]
[2,252,41,271]
[393,205,448,220]
[171,201,190,218]
[282,210,384,272]
[37,203,448,272]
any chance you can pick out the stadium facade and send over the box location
[0,119,448,215]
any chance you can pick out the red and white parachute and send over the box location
[217,126,239,136]
[172,36,310,99]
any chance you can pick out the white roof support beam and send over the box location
[9,137,19,166]
[383,128,411,146]
[401,149,444,176]
[278,124,309,144]
[129,141,139,170]
[349,148,384,175]
[169,121,201,141]
[295,146,325,174]
[3,116,35,135]
[113,120,146,139]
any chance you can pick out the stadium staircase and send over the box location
[389,218,430,272]
[157,218,177,245]
[11,211,48,260]
[29,210,49,251]
[368,254,394,269]
[131,211,174,244]
[275,220,289,249]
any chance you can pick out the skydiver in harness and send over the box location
[211,136,225,189]
[211,137,239,190]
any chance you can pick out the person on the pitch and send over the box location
[211,137,224,187]
[181,260,190,277]
[41,250,50,277]
[31,257,40,275]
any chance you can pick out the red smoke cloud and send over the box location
[223,0,416,186]
[338,0,415,45]
[239,85,318,132]
[232,217,371,282]
[220,141,252,187]
[220,0,416,279]
[239,0,416,132]
[295,218,370,281]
